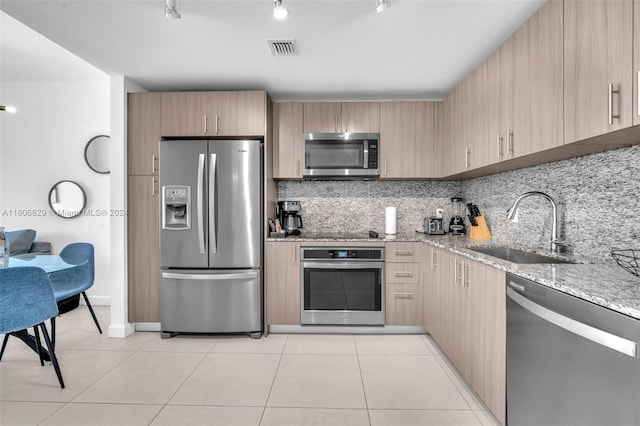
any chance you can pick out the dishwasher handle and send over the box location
[507,285,637,358]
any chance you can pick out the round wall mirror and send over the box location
[84,135,110,174]
[48,180,87,218]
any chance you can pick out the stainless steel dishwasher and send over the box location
[506,273,640,426]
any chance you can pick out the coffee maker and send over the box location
[449,197,466,235]
[277,201,304,236]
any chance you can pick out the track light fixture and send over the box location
[273,0,288,20]
[0,105,17,113]
[376,0,391,13]
[164,0,181,19]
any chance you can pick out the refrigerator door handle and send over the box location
[209,153,217,254]
[197,153,206,255]
[162,271,258,281]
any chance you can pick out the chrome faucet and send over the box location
[507,191,563,253]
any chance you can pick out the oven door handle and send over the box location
[302,261,384,270]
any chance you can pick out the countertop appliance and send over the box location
[303,132,379,179]
[426,217,445,235]
[301,247,385,325]
[449,197,466,235]
[159,139,263,339]
[506,273,639,425]
[276,201,303,236]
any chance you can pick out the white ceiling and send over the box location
[0,0,544,101]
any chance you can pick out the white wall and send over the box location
[0,81,111,304]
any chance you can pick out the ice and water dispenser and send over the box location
[162,185,191,230]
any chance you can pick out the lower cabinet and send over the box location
[423,246,506,425]
[265,241,301,327]
[127,175,160,322]
[385,242,423,325]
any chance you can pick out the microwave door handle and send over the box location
[363,140,369,169]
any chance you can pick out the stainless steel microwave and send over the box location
[303,132,380,179]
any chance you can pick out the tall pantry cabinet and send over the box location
[127,92,162,322]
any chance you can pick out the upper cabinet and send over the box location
[380,101,436,178]
[273,102,304,179]
[564,0,633,143]
[161,90,266,137]
[633,0,640,125]
[303,102,380,133]
[128,92,162,176]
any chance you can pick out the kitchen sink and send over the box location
[468,246,577,264]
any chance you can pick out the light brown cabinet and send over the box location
[385,242,422,325]
[127,92,163,323]
[127,92,162,176]
[127,175,160,322]
[423,246,505,425]
[265,241,301,326]
[273,102,304,179]
[161,91,266,137]
[379,101,436,178]
[303,101,380,133]
[634,0,640,125]
[564,0,633,143]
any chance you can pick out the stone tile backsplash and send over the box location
[278,144,640,263]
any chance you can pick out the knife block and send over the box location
[470,215,492,240]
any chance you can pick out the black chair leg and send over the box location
[0,334,10,361]
[38,323,64,389]
[32,326,45,366]
[50,317,56,350]
[81,292,102,334]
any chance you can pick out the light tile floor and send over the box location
[1,306,501,426]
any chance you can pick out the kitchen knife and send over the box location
[468,214,478,226]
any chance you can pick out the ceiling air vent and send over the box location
[267,39,298,56]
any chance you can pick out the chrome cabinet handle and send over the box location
[204,114,208,134]
[345,113,349,132]
[496,134,503,159]
[507,129,513,154]
[215,115,219,134]
[507,286,637,358]
[608,83,621,125]
[464,147,470,168]
[394,250,413,256]
[431,250,437,269]
[151,177,158,196]
[152,154,158,173]
[384,160,388,177]
[393,271,413,277]
[394,292,414,297]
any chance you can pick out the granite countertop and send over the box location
[268,232,640,320]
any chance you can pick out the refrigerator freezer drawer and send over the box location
[160,269,262,335]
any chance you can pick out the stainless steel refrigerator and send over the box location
[159,139,263,338]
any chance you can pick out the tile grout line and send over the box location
[145,343,213,425]
[353,334,373,426]
[257,333,289,425]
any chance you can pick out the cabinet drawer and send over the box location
[385,262,420,283]
[385,283,422,326]
[385,242,421,262]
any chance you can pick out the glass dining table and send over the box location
[4,254,88,360]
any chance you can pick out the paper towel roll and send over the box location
[385,206,397,235]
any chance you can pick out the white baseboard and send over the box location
[108,322,135,338]
[80,295,111,306]
[134,322,161,332]
[268,325,427,334]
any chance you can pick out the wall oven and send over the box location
[303,133,379,178]
[301,247,385,325]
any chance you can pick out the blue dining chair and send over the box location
[48,242,102,347]
[0,267,65,388]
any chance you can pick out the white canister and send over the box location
[385,206,397,235]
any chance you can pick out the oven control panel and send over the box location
[302,248,384,260]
